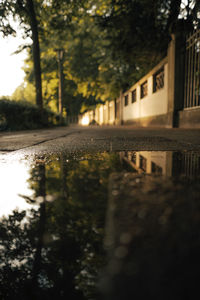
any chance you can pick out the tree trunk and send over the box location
[32,164,46,294]
[166,0,182,33]
[58,49,64,122]
[26,0,43,110]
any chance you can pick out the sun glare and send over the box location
[81,116,90,126]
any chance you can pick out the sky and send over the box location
[0,30,28,97]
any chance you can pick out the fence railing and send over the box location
[184,29,200,108]
[66,115,78,124]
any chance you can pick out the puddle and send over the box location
[0,150,200,299]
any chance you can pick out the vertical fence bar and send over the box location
[190,33,195,107]
[195,31,199,107]
[193,31,197,107]
[187,154,190,178]
[187,33,191,107]
[184,36,189,108]
[192,33,195,107]
[197,31,200,106]
[184,37,187,107]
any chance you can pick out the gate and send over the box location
[184,29,200,108]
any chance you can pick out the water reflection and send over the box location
[0,152,126,300]
[0,158,35,217]
[120,151,200,178]
[0,151,200,299]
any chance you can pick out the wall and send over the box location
[78,28,199,128]
[122,58,168,126]
[79,57,170,127]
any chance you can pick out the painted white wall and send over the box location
[80,59,169,126]
[140,64,168,118]
[124,150,172,176]
[123,87,140,120]
[108,100,115,124]
[123,62,168,121]
[135,151,168,174]
[99,105,104,124]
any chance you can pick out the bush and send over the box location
[0,99,58,131]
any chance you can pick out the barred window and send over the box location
[131,89,137,103]
[116,100,120,119]
[139,155,147,171]
[131,152,136,164]
[124,95,129,106]
[151,162,162,174]
[141,81,148,99]
[153,67,164,93]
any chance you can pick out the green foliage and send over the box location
[0,99,58,131]
[12,82,36,103]
[1,0,200,115]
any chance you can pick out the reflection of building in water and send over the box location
[172,152,200,179]
[120,151,200,179]
[120,151,173,176]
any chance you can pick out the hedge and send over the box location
[0,99,59,131]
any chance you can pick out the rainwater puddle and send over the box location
[0,150,200,299]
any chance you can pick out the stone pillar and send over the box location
[120,91,124,125]
[114,92,123,125]
[167,20,191,127]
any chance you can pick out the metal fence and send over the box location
[182,152,200,179]
[184,29,200,108]
[172,152,200,180]
[66,115,78,124]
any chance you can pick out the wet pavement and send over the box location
[0,126,200,299]
[0,125,200,153]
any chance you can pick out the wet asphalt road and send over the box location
[0,125,200,155]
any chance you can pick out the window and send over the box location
[131,152,136,164]
[124,95,129,106]
[153,67,164,93]
[151,162,162,174]
[115,100,120,119]
[131,89,137,103]
[139,155,147,171]
[124,151,128,158]
[141,81,148,99]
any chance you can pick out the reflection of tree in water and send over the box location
[0,152,124,299]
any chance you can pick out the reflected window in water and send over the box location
[139,155,147,172]
[151,161,163,174]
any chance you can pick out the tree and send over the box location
[3,0,199,114]
[25,0,43,109]
[0,0,43,109]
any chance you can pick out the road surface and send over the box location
[0,125,200,154]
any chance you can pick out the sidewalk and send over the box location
[0,126,78,152]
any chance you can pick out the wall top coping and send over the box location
[123,56,168,96]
